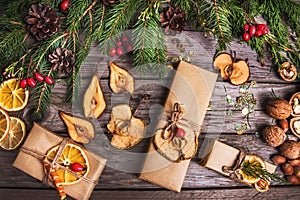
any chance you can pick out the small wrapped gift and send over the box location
[139,61,218,192]
[199,139,277,192]
[13,123,107,200]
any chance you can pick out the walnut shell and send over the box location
[266,99,292,120]
[262,125,286,147]
[290,117,300,138]
[289,92,300,117]
[279,140,300,160]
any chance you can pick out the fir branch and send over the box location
[132,1,167,77]
[242,160,286,183]
[172,0,194,11]
[100,0,144,53]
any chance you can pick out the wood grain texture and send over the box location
[0,134,296,189]
[0,187,300,200]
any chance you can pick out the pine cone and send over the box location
[26,4,60,40]
[48,48,75,73]
[160,6,186,34]
[102,0,123,5]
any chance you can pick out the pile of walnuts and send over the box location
[262,96,300,184]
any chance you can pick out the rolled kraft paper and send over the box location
[13,123,107,200]
[139,61,218,192]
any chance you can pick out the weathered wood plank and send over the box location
[0,134,296,189]
[80,31,297,83]
[0,186,299,200]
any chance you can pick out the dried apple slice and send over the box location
[213,53,233,79]
[59,111,95,144]
[153,123,198,162]
[83,73,106,118]
[107,104,145,149]
[229,60,250,85]
[109,61,134,94]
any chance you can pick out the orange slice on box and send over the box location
[239,154,266,184]
[0,117,26,150]
[0,108,10,143]
[44,143,90,185]
[0,78,29,111]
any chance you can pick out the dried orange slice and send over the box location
[0,78,29,111]
[239,154,266,184]
[0,108,10,143]
[44,143,90,185]
[0,117,26,150]
[254,179,270,193]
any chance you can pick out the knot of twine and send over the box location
[222,150,246,181]
[161,103,201,140]
[20,138,97,186]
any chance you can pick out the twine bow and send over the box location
[222,150,246,181]
[20,139,96,185]
[161,103,201,140]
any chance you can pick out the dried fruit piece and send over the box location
[0,108,10,143]
[107,104,145,149]
[266,98,292,120]
[153,124,198,162]
[230,60,250,85]
[278,62,297,82]
[0,117,26,150]
[44,143,89,185]
[279,140,300,160]
[214,53,250,85]
[0,78,29,111]
[109,61,134,94]
[289,92,300,117]
[261,125,286,147]
[254,179,270,193]
[290,117,300,138]
[59,111,95,144]
[83,73,106,118]
[213,53,233,79]
[239,154,266,184]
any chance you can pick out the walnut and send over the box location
[266,99,292,120]
[279,140,300,160]
[262,125,286,147]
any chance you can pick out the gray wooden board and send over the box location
[0,134,296,189]
[0,187,300,200]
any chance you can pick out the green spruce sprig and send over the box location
[242,160,286,183]
[132,1,167,76]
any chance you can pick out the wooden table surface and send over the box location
[1,29,300,199]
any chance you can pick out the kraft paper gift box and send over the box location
[199,139,276,182]
[139,61,218,192]
[13,123,107,200]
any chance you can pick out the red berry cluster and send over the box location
[243,23,268,42]
[20,72,54,88]
[109,34,133,57]
[60,0,69,11]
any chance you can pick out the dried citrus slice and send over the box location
[239,154,266,184]
[44,143,90,185]
[0,78,29,111]
[0,117,26,150]
[254,179,270,193]
[0,108,10,143]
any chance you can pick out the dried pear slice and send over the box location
[109,61,134,94]
[153,123,198,163]
[59,111,95,144]
[107,104,145,149]
[83,73,106,118]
